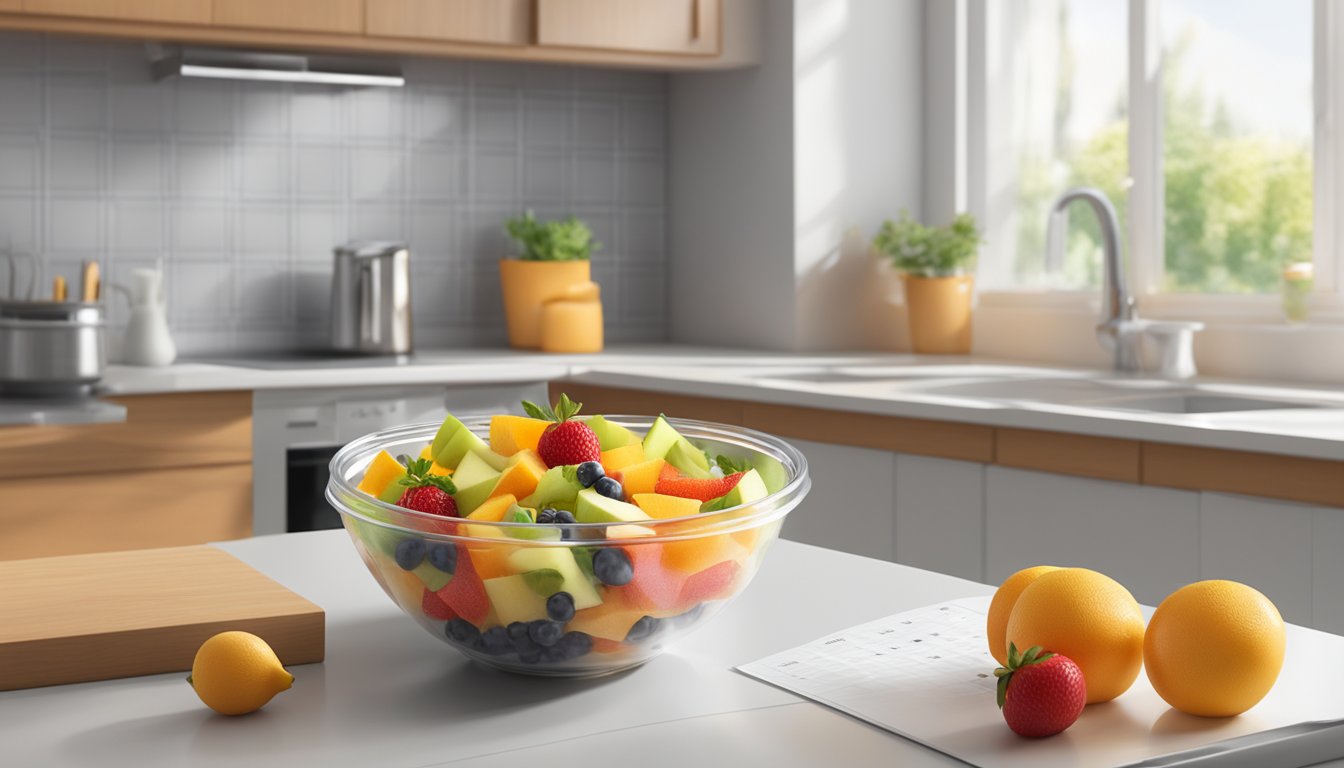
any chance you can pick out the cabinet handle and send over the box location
[692,0,704,41]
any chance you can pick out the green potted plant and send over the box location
[500,211,603,351]
[872,211,982,354]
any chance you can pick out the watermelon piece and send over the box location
[680,560,741,605]
[421,588,459,621]
[436,550,489,624]
[606,544,687,615]
[654,464,744,503]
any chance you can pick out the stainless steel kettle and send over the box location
[330,241,412,355]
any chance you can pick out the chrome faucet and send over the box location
[1047,188,1142,372]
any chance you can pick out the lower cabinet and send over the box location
[1199,493,1316,626]
[893,454,984,583]
[985,467,1201,606]
[0,463,252,559]
[1313,508,1344,636]
[780,439,896,562]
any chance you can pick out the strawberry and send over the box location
[396,458,459,517]
[655,463,744,502]
[995,643,1087,738]
[523,393,601,467]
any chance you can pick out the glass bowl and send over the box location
[326,415,811,677]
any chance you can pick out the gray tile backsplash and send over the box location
[0,32,669,354]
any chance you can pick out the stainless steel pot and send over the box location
[330,241,412,355]
[0,301,106,396]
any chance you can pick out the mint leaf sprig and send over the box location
[397,458,457,495]
[522,393,583,423]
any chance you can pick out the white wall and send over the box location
[668,0,797,350]
[668,0,926,351]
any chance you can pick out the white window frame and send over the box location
[954,0,1344,323]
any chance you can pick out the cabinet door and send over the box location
[0,1,21,12]
[1314,507,1344,636]
[214,0,363,34]
[0,463,252,560]
[537,0,719,55]
[779,439,896,562]
[22,0,211,23]
[894,454,985,583]
[985,467,1200,605]
[1200,492,1316,627]
[366,0,529,46]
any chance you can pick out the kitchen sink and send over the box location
[906,377,1329,414]
[1082,393,1325,414]
[757,365,1059,385]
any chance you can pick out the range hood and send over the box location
[150,46,404,87]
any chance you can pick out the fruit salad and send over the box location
[333,394,800,676]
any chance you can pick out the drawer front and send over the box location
[214,0,363,34]
[366,0,529,45]
[22,0,211,23]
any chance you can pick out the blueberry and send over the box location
[576,461,605,488]
[528,619,565,648]
[536,508,557,524]
[518,650,542,665]
[427,543,457,574]
[593,476,623,500]
[673,603,707,627]
[479,626,512,655]
[556,631,593,660]
[394,538,427,570]
[446,618,480,645]
[507,621,530,642]
[592,548,634,586]
[546,591,576,622]
[625,616,661,642]
[554,509,576,524]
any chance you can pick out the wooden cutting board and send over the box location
[0,545,325,691]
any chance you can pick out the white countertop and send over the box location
[0,397,127,427]
[86,345,1344,461]
[5,530,1342,768]
[0,530,982,768]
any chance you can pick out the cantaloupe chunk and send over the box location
[568,602,650,642]
[466,493,516,522]
[463,494,517,579]
[358,450,405,496]
[632,492,701,520]
[488,450,547,500]
[661,533,750,574]
[490,415,551,456]
[600,443,646,474]
[618,458,665,498]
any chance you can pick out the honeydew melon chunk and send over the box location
[377,478,408,504]
[436,426,496,471]
[412,560,453,592]
[454,450,500,490]
[504,504,562,541]
[482,574,551,625]
[641,415,683,460]
[701,468,769,512]
[430,413,467,459]
[506,548,602,609]
[519,465,583,508]
[587,414,636,450]
[665,440,712,479]
[575,487,652,524]
[750,453,788,494]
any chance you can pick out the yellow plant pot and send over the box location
[903,274,973,354]
[498,259,593,349]
[540,300,604,353]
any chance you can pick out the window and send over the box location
[972,0,1327,305]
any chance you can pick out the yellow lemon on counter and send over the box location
[1006,567,1145,704]
[189,631,294,715]
[1144,580,1285,717]
[986,565,1061,665]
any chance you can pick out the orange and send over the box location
[1006,567,1144,704]
[1144,580,1284,717]
[986,565,1060,665]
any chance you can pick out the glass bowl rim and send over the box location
[325,414,811,542]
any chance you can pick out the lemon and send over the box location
[189,631,294,715]
[1144,580,1285,717]
[1005,567,1145,704]
[986,565,1060,665]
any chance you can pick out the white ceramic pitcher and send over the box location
[122,267,176,366]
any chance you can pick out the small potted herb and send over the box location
[500,211,603,351]
[872,211,982,354]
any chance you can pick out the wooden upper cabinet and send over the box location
[214,0,364,34]
[366,0,530,46]
[22,0,211,24]
[537,0,719,55]
[0,1,21,12]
